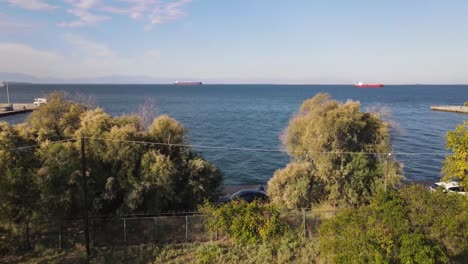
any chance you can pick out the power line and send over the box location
[83,137,451,156]
[8,136,452,156]
[14,138,76,150]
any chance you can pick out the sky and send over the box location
[1,0,468,84]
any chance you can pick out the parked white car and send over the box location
[429,181,467,195]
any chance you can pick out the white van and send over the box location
[33,98,47,106]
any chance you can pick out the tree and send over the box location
[25,92,87,142]
[268,93,402,208]
[267,161,324,209]
[1,93,222,222]
[36,142,82,220]
[0,122,39,249]
[442,121,468,188]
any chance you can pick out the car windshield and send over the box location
[448,187,461,192]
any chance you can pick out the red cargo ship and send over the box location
[355,82,384,88]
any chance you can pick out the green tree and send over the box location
[1,93,222,222]
[26,92,87,142]
[36,142,82,220]
[268,93,402,208]
[442,121,468,188]
[267,161,324,209]
[0,122,39,249]
[73,110,223,214]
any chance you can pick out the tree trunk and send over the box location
[25,221,31,250]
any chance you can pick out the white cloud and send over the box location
[0,37,161,79]
[145,0,191,29]
[7,0,56,11]
[58,8,109,27]
[95,0,193,29]
[6,0,192,28]
[58,0,109,27]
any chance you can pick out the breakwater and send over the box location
[430,105,468,114]
[0,103,37,117]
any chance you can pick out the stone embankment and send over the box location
[430,105,468,114]
[0,103,38,117]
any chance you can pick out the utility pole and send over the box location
[384,153,392,192]
[6,81,10,105]
[81,135,91,257]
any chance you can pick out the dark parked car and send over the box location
[217,187,269,204]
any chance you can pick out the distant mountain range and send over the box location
[0,71,354,85]
[0,72,180,84]
[5,71,463,85]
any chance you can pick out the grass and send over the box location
[0,238,320,264]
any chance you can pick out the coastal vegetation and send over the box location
[0,92,222,252]
[5,185,466,263]
[319,185,468,263]
[2,92,467,263]
[442,121,468,188]
[268,93,402,209]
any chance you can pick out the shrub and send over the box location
[318,185,468,262]
[199,201,289,244]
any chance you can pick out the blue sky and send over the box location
[1,0,468,84]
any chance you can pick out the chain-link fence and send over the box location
[3,209,336,251]
[90,214,211,246]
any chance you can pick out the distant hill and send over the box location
[0,72,41,83]
[0,72,181,84]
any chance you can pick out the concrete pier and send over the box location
[0,103,38,117]
[430,105,468,114]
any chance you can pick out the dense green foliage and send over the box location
[268,93,402,208]
[318,185,468,263]
[199,201,289,244]
[0,92,222,249]
[442,121,468,188]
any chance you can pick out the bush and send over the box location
[318,185,468,263]
[199,201,289,244]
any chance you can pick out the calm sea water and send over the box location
[1,84,467,185]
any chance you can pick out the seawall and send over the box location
[0,103,38,117]
[430,105,468,114]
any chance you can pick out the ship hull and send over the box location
[355,84,384,88]
[174,81,203,85]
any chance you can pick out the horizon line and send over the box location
[4,82,468,86]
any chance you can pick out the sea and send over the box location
[1,84,467,185]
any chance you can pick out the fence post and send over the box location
[303,208,307,239]
[153,217,157,243]
[123,218,127,246]
[185,215,189,242]
[92,219,95,247]
[58,220,62,249]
